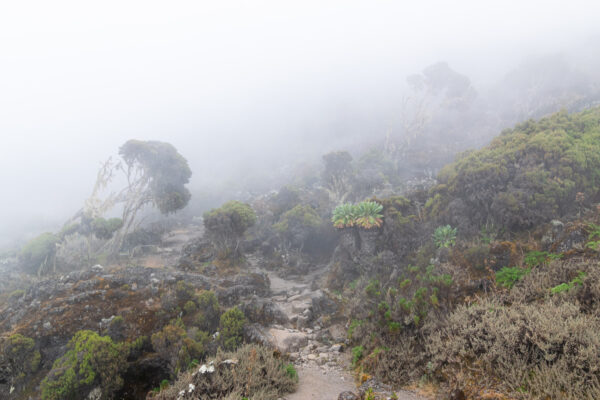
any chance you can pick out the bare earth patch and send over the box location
[284,365,355,400]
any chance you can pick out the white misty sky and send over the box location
[0,0,599,237]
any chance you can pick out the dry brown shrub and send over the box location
[426,298,600,399]
[148,344,297,400]
[509,258,600,312]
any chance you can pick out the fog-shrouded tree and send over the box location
[64,139,192,261]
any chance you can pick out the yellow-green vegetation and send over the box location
[219,306,246,351]
[352,345,364,366]
[1,334,41,383]
[41,330,127,400]
[427,107,600,230]
[551,271,585,295]
[495,266,531,289]
[284,363,298,381]
[194,290,221,331]
[19,232,59,273]
[151,318,207,375]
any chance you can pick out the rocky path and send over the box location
[246,255,428,400]
[286,365,355,400]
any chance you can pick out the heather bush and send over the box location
[0,334,41,386]
[219,306,246,351]
[41,330,127,400]
[149,344,297,400]
[427,298,600,399]
[151,319,207,375]
[426,108,600,231]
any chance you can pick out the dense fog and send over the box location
[2,0,600,248]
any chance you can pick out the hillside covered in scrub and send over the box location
[2,106,600,400]
[328,106,600,399]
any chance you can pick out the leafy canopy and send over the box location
[119,139,192,214]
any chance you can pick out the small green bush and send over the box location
[524,251,550,268]
[1,333,41,383]
[41,330,126,400]
[495,266,530,289]
[284,364,298,381]
[203,201,256,259]
[184,300,197,315]
[194,290,221,332]
[365,279,381,297]
[219,307,246,351]
[352,345,364,366]
[151,319,205,374]
[551,271,585,295]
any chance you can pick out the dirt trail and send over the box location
[285,365,355,400]
[246,255,428,400]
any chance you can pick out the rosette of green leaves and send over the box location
[332,203,358,229]
[433,225,457,248]
[355,201,383,229]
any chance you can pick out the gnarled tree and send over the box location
[65,139,192,260]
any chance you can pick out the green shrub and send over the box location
[175,280,196,303]
[284,364,298,381]
[495,266,530,289]
[151,319,206,374]
[551,271,586,295]
[219,307,246,351]
[365,279,381,297]
[1,334,40,383]
[194,290,221,332]
[524,251,550,268]
[203,201,256,259]
[184,300,197,315]
[428,108,600,230]
[352,345,364,366]
[41,330,126,400]
[273,204,323,251]
[347,319,364,339]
